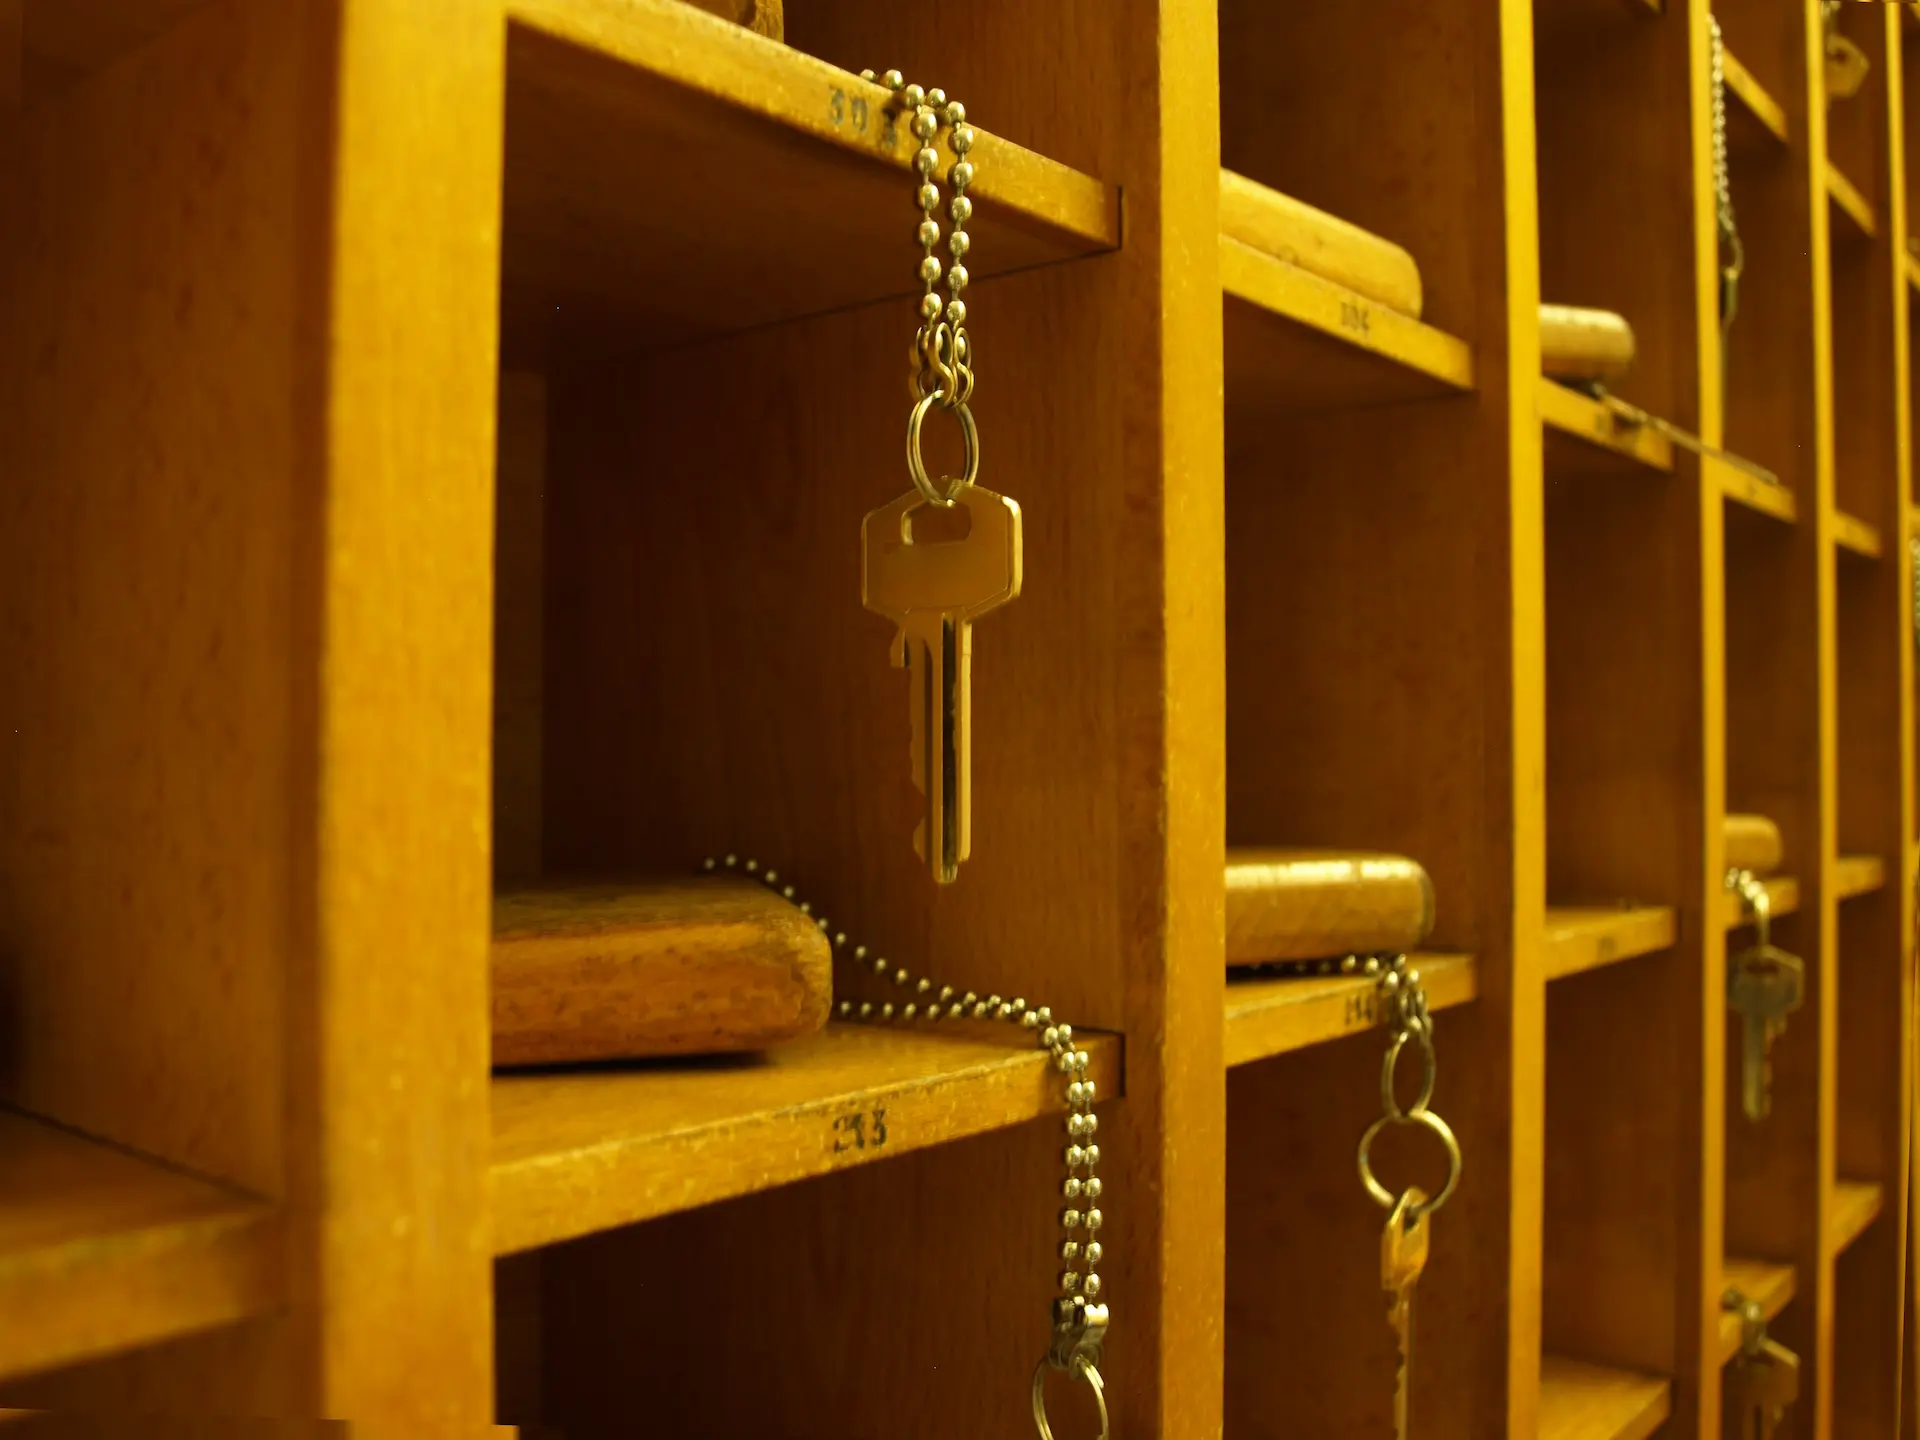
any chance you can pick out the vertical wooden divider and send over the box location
[296,0,504,1421]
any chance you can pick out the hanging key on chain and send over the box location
[1356,955,1464,1440]
[1725,868,1805,1122]
[1722,1287,1802,1438]
[858,69,1021,886]
[699,854,1111,1439]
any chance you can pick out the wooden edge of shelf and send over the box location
[1224,953,1475,1069]
[1831,1179,1884,1256]
[490,1024,1123,1255]
[0,1108,282,1383]
[504,0,1118,252]
[1544,905,1677,981]
[1710,455,1798,523]
[1219,235,1476,393]
[1833,510,1885,560]
[1538,1355,1671,1440]
[1834,853,1886,900]
[1720,874,1800,929]
[1826,160,1878,239]
[1906,251,1920,299]
[1723,48,1789,144]
[1538,378,1675,472]
[1717,1256,1797,1364]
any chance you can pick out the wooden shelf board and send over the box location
[1832,1179,1884,1256]
[1224,954,1476,1069]
[1834,853,1886,899]
[491,1022,1123,1255]
[1544,906,1677,981]
[1221,235,1475,414]
[1538,1355,1671,1440]
[1833,510,1884,559]
[0,1108,280,1382]
[1826,160,1878,239]
[1720,875,1801,930]
[499,0,1117,343]
[1724,48,1789,145]
[1710,455,1798,524]
[1718,1256,1797,1364]
[1539,379,1675,473]
[1906,251,1920,300]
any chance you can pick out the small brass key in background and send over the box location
[862,484,1022,884]
[1382,1186,1430,1440]
[1723,1286,1801,1440]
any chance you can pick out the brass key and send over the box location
[1727,1336,1800,1438]
[1729,944,1803,1121]
[862,483,1022,883]
[1382,1186,1430,1440]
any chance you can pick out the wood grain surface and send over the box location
[491,877,832,1065]
[1224,848,1434,965]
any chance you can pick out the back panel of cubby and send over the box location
[1223,400,1512,954]
[537,262,1136,1028]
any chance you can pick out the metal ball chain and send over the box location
[701,854,1111,1419]
[859,68,975,409]
[1709,15,1744,335]
[1241,953,1389,980]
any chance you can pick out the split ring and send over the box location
[1032,1355,1110,1440]
[1357,1107,1462,1220]
[906,391,979,507]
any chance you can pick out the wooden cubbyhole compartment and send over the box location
[1717,0,1814,510]
[1220,396,1505,1433]
[486,7,1144,1436]
[1534,0,1696,473]
[1216,0,1482,414]
[1824,0,1885,246]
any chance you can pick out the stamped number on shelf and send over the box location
[831,1107,891,1154]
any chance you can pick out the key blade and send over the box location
[899,610,969,884]
[1742,1010,1770,1121]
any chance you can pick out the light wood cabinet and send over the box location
[0,1,1910,1435]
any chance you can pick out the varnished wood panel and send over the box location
[0,0,304,1198]
[290,0,503,1423]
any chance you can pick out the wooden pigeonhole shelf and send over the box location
[0,0,1913,1436]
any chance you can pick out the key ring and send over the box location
[1032,1355,1110,1440]
[906,390,979,507]
[1379,1025,1437,1120]
[1358,1107,1462,1220]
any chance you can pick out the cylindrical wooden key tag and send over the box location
[490,876,833,1066]
[1225,849,1436,967]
